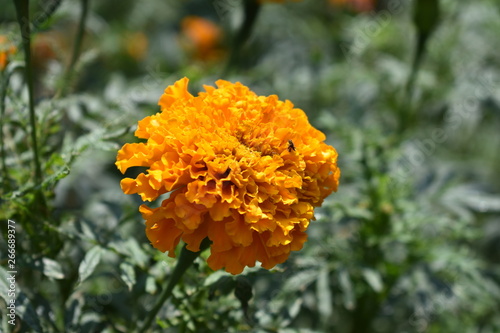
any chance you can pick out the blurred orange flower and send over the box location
[180,16,223,61]
[330,0,375,12]
[124,32,149,61]
[31,32,62,71]
[0,35,17,71]
[116,78,340,274]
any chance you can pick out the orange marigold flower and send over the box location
[116,78,340,274]
[180,16,223,61]
[0,35,17,71]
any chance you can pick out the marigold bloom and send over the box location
[180,16,223,61]
[0,35,17,71]
[116,78,340,274]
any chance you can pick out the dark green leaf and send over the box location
[65,294,84,331]
[16,292,43,332]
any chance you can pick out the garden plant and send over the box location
[1,0,500,332]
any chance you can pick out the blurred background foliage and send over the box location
[1,0,500,332]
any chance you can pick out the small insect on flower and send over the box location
[288,139,296,152]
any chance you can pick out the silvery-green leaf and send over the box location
[119,262,136,291]
[77,246,103,286]
[362,268,383,292]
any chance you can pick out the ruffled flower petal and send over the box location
[116,77,340,274]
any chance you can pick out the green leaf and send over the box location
[0,268,43,331]
[316,267,333,323]
[362,268,383,293]
[145,276,157,295]
[339,270,355,310]
[34,257,65,280]
[35,153,71,192]
[204,270,230,287]
[96,141,120,152]
[77,246,103,286]
[75,219,99,242]
[283,269,319,293]
[120,261,136,291]
[287,298,302,320]
[0,266,13,304]
[79,313,102,333]
[16,292,43,332]
[109,238,149,269]
[447,186,500,213]
[4,60,25,76]
[65,294,84,331]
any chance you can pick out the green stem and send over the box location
[399,0,440,134]
[60,0,90,97]
[138,239,211,333]
[399,33,427,134]
[13,0,44,188]
[223,0,262,75]
[0,72,12,191]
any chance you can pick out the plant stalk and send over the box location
[0,72,12,191]
[60,0,90,97]
[223,0,262,75]
[138,239,211,333]
[13,0,44,188]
